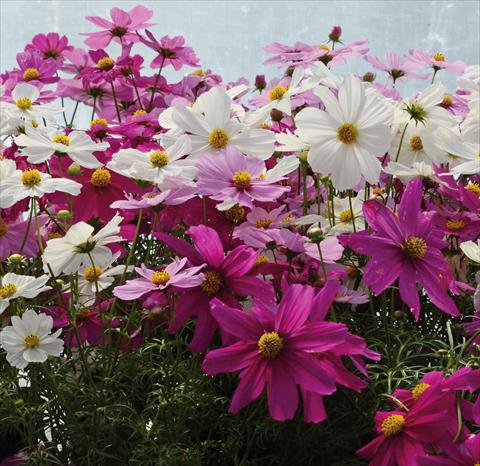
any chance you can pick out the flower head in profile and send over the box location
[364,52,427,84]
[340,178,459,320]
[0,309,63,369]
[196,146,289,209]
[0,273,51,314]
[296,76,392,190]
[202,284,349,421]
[408,49,466,74]
[82,5,154,48]
[113,257,205,300]
[42,214,123,276]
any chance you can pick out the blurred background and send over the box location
[1,0,479,96]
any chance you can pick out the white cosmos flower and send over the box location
[15,127,106,168]
[450,145,480,175]
[384,161,437,184]
[162,86,275,160]
[107,134,196,186]
[0,273,51,314]
[274,130,311,153]
[296,76,393,190]
[0,83,62,121]
[42,213,123,276]
[0,168,82,208]
[329,191,365,234]
[460,240,480,264]
[76,251,127,303]
[0,309,63,369]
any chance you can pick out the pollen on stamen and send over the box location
[97,57,114,71]
[255,218,273,228]
[208,128,229,150]
[268,85,288,101]
[24,333,41,349]
[0,283,17,299]
[200,270,223,296]
[90,118,109,128]
[83,266,102,283]
[258,331,284,359]
[232,171,252,190]
[21,169,42,187]
[52,134,71,146]
[151,270,171,286]
[409,135,424,152]
[16,97,33,110]
[337,123,358,144]
[402,236,427,259]
[381,414,405,437]
[412,383,430,401]
[338,209,353,223]
[23,67,40,81]
[90,168,112,188]
[446,219,465,231]
[433,53,445,62]
[150,150,169,168]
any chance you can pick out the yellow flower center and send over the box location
[133,109,147,116]
[97,57,114,70]
[0,283,17,299]
[208,128,229,150]
[433,53,445,62]
[224,204,246,224]
[90,168,112,188]
[200,270,223,296]
[466,183,480,197]
[16,97,32,110]
[268,85,288,101]
[446,219,465,231]
[31,119,39,128]
[51,134,71,146]
[90,118,109,128]
[151,270,171,286]
[259,123,272,129]
[255,255,269,265]
[232,171,252,190]
[150,150,169,168]
[21,169,42,187]
[319,44,331,51]
[381,414,405,437]
[412,383,430,401]
[0,219,8,237]
[373,187,384,195]
[255,218,273,228]
[191,69,206,77]
[24,333,41,349]
[46,231,63,241]
[336,123,358,144]
[83,266,102,282]
[258,331,284,359]
[402,236,427,259]
[338,209,353,223]
[442,94,453,107]
[409,135,424,152]
[23,67,40,81]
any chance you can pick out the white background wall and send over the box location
[1,0,479,96]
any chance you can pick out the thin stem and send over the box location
[110,82,122,122]
[68,101,80,128]
[148,56,166,112]
[91,95,97,121]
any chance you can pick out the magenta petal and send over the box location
[202,342,259,375]
[154,232,204,265]
[228,276,275,304]
[221,246,257,277]
[363,199,404,243]
[288,322,347,352]
[363,252,404,295]
[188,308,217,353]
[230,359,267,414]
[310,281,340,321]
[188,225,225,268]
[301,389,327,424]
[267,361,299,421]
[286,353,336,395]
[275,284,315,333]
[398,177,423,237]
[398,262,421,320]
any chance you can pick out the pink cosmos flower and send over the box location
[0,217,39,259]
[82,5,154,48]
[364,52,428,84]
[113,257,205,300]
[408,49,466,74]
[196,147,289,209]
[14,50,59,85]
[137,31,199,70]
[26,32,73,62]
[263,41,315,67]
[357,386,454,466]
[340,177,459,320]
[155,225,275,352]
[417,434,480,466]
[202,284,350,421]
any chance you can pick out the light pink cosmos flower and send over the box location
[196,147,289,209]
[364,52,428,84]
[111,188,197,211]
[113,257,205,300]
[82,5,154,48]
[408,49,466,74]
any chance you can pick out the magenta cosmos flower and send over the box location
[357,386,453,466]
[15,50,59,84]
[202,284,350,421]
[113,257,205,300]
[417,433,480,466]
[155,225,274,352]
[196,147,289,209]
[138,31,199,70]
[0,217,39,259]
[364,52,428,84]
[340,177,459,320]
[26,32,73,62]
[82,5,154,48]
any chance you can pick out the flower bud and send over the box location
[307,226,324,243]
[254,75,266,91]
[393,310,405,320]
[299,150,309,164]
[362,72,376,83]
[67,162,82,177]
[328,25,342,42]
[270,109,284,122]
[8,253,24,265]
[57,210,72,220]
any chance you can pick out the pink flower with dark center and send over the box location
[202,284,350,421]
[113,257,205,300]
[137,31,199,70]
[82,5,155,48]
[364,52,428,84]
[340,177,459,320]
[26,32,73,62]
[196,147,289,209]
[417,434,480,466]
[155,224,275,352]
[15,50,59,85]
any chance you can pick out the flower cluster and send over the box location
[0,6,479,464]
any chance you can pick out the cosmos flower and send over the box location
[0,309,63,369]
[14,49,59,85]
[364,52,427,84]
[296,76,392,190]
[408,49,466,74]
[0,273,51,314]
[340,178,459,320]
[26,32,73,62]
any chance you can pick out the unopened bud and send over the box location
[8,253,24,264]
[307,226,324,243]
[67,162,82,177]
[57,210,72,220]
